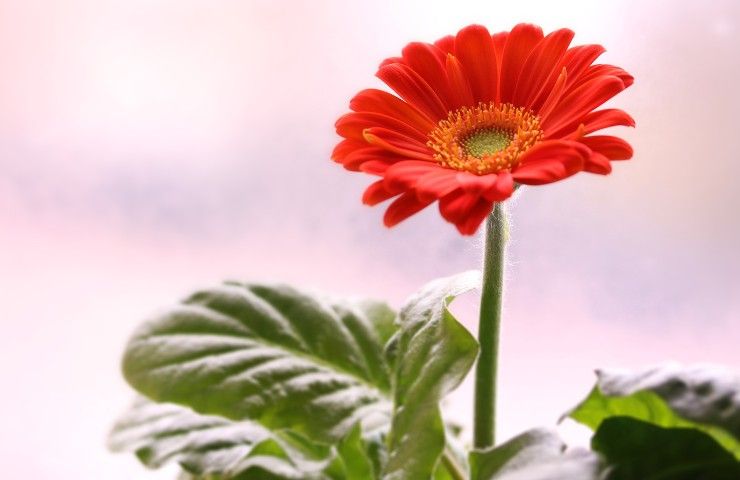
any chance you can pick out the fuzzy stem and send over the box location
[473,202,507,449]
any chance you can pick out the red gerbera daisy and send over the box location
[333,23,634,235]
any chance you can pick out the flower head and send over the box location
[333,24,634,235]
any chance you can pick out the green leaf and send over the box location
[109,397,339,479]
[227,436,334,480]
[469,428,603,480]
[119,277,478,479]
[175,472,199,480]
[335,424,376,480]
[122,283,397,444]
[592,417,740,480]
[567,363,740,458]
[109,396,268,475]
[383,271,481,480]
[470,429,564,479]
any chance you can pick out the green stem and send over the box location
[473,202,508,449]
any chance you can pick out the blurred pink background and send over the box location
[1,0,739,478]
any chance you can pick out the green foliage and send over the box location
[592,417,740,480]
[335,423,376,480]
[568,364,740,458]
[122,283,397,444]
[111,278,740,480]
[109,397,342,479]
[109,396,266,475]
[469,429,602,480]
[113,277,479,479]
[383,272,480,479]
[466,364,740,480]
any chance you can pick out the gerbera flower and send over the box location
[333,24,634,235]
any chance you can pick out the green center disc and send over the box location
[463,129,512,157]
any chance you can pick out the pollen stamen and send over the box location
[427,103,543,175]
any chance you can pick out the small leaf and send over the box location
[469,428,602,480]
[567,363,740,458]
[383,271,480,480]
[593,417,740,479]
[122,284,397,444]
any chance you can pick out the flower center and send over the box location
[427,102,544,175]
[463,128,513,157]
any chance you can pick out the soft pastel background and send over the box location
[1,0,739,477]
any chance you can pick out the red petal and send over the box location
[335,113,365,141]
[584,152,612,174]
[455,171,498,195]
[379,56,403,68]
[492,31,508,70]
[445,54,474,109]
[401,42,453,110]
[499,23,544,104]
[363,127,433,160]
[582,109,635,133]
[513,28,574,109]
[538,67,568,123]
[458,199,495,235]
[434,35,456,55]
[415,168,461,202]
[513,140,588,185]
[376,63,449,121]
[383,160,440,191]
[548,108,635,139]
[455,25,498,103]
[340,146,399,171]
[439,189,492,235]
[363,180,399,205]
[350,88,435,133]
[332,139,365,162]
[560,44,606,91]
[383,191,434,227]
[455,171,516,203]
[580,135,633,160]
[359,158,397,175]
[336,112,428,143]
[542,76,625,135]
[484,171,515,202]
[572,64,634,90]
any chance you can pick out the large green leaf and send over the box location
[109,397,340,479]
[383,271,481,480]
[122,284,396,444]
[567,363,740,458]
[469,429,603,480]
[593,417,740,479]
